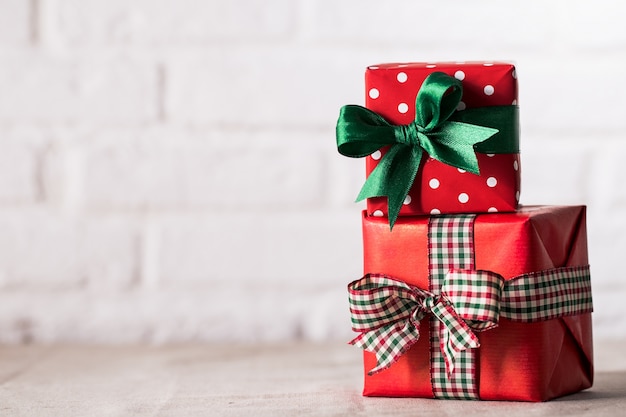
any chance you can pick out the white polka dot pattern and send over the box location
[365,153,521,216]
[363,62,520,217]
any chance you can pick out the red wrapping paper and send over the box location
[361,205,593,401]
[365,62,520,217]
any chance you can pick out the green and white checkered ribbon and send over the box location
[428,215,479,399]
[349,215,592,400]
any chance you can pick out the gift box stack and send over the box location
[335,62,593,401]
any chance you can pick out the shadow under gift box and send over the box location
[365,62,520,217]
[360,205,593,401]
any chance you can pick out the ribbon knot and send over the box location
[421,295,438,311]
[395,122,423,146]
[336,71,519,229]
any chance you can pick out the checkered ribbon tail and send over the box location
[348,264,592,376]
[348,273,432,374]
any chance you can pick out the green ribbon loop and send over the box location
[336,72,519,229]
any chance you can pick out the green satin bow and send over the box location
[336,72,519,229]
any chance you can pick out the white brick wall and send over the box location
[54,0,296,44]
[0,53,158,124]
[0,0,625,344]
[0,0,30,45]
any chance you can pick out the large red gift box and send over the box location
[364,62,520,218]
[357,205,593,401]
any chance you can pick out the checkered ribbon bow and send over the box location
[349,270,504,376]
[349,264,593,377]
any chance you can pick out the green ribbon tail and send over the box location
[422,121,500,175]
[356,145,423,229]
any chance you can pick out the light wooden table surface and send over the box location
[1,341,625,416]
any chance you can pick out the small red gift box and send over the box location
[352,206,593,401]
[364,62,520,219]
